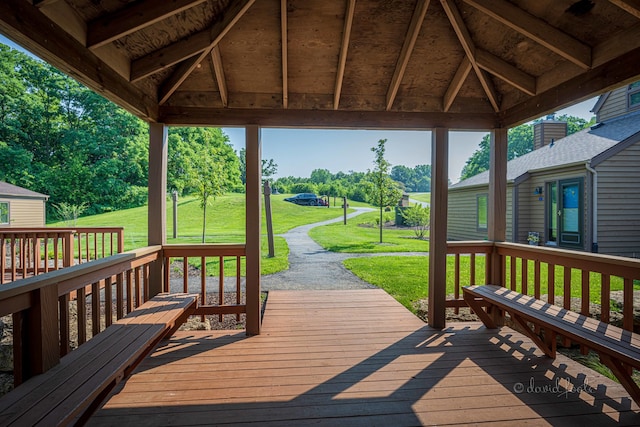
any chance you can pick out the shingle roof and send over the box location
[0,181,48,199]
[450,111,640,190]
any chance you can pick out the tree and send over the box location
[238,148,278,184]
[401,204,430,239]
[368,139,402,243]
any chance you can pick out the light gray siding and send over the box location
[0,198,46,227]
[595,141,640,258]
[448,186,513,241]
[597,86,628,122]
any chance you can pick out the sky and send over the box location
[1,34,596,184]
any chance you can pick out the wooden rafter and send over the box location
[464,0,591,69]
[386,0,430,111]
[87,0,207,49]
[210,45,228,107]
[281,0,288,109]
[609,0,640,19]
[32,0,60,7]
[475,49,536,96]
[131,0,254,83]
[443,57,471,112]
[158,0,255,105]
[0,0,157,120]
[334,0,356,110]
[440,0,499,111]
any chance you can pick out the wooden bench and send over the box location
[463,284,640,406]
[0,292,197,426]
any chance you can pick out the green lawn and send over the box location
[49,193,354,275]
[309,210,429,253]
[344,255,638,314]
[408,192,430,203]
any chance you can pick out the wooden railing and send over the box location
[0,246,160,385]
[0,227,124,284]
[446,241,640,332]
[163,244,247,321]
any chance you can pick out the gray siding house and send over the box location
[0,181,49,228]
[448,83,640,258]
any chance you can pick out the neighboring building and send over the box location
[0,181,49,228]
[448,83,640,258]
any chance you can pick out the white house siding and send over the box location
[515,167,588,249]
[448,186,513,242]
[595,142,640,258]
[0,198,46,227]
[597,87,628,122]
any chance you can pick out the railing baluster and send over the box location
[581,270,590,316]
[510,256,516,291]
[1,237,5,284]
[454,254,460,314]
[201,256,206,322]
[623,277,633,332]
[521,257,528,295]
[11,237,17,282]
[470,253,476,286]
[77,286,87,345]
[59,295,70,356]
[134,266,141,308]
[91,281,101,337]
[164,256,170,293]
[548,263,555,305]
[219,256,224,322]
[236,255,241,321]
[534,260,541,299]
[182,257,188,293]
[126,269,134,313]
[563,267,572,310]
[116,272,124,320]
[105,277,113,327]
[601,274,610,324]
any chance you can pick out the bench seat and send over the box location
[0,293,197,426]
[463,284,640,406]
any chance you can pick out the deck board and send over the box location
[90,289,640,426]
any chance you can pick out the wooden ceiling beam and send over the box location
[158,0,255,105]
[464,0,591,69]
[210,45,228,107]
[475,49,536,96]
[159,106,499,129]
[609,0,640,19]
[87,0,207,49]
[0,0,157,121]
[440,0,500,111]
[500,46,640,127]
[131,0,254,83]
[443,57,472,112]
[386,0,430,111]
[334,0,356,110]
[281,0,288,109]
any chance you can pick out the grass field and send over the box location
[309,210,429,253]
[408,192,430,203]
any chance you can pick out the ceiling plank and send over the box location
[281,0,288,109]
[159,106,499,129]
[158,0,256,105]
[464,0,591,69]
[0,0,157,121]
[32,0,60,7]
[443,57,472,112]
[87,0,207,49]
[131,0,254,83]
[386,0,430,111]
[592,23,640,67]
[475,49,536,96]
[500,46,640,127]
[440,0,500,111]
[210,45,228,107]
[609,0,640,19]
[334,0,356,110]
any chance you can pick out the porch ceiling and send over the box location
[2,0,640,129]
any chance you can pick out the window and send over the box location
[476,194,488,231]
[629,82,640,110]
[0,202,8,225]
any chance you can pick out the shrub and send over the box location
[401,204,430,239]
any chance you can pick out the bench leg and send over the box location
[599,354,640,407]
[463,293,497,329]
[510,312,556,358]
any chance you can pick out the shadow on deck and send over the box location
[90,289,640,426]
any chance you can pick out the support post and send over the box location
[428,128,448,329]
[246,125,262,335]
[488,127,507,285]
[148,123,168,297]
[264,181,275,257]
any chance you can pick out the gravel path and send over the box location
[261,207,427,290]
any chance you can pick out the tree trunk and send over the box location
[202,201,207,243]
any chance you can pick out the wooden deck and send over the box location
[90,289,640,426]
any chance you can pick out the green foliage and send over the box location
[401,204,430,239]
[237,147,278,185]
[390,164,431,192]
[52,202,88,226]
[369,139,403,243]
[459,115,596,181]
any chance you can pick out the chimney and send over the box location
[534,114,567,150]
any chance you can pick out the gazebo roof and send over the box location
[1,0,640,129]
